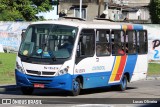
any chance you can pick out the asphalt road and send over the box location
[0,80,159,107]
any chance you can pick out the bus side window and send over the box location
[77,29,95,57]
[126,30,137,54]
[96,29,111,56]
[111,30,125,55]
[137,30,148,54]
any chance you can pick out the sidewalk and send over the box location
[0,76,160,93]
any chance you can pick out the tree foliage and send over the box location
[149,0,160,24]
[0,0,53,21]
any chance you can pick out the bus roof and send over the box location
[31,19,143,30]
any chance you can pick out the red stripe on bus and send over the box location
[127,25,133,30]
[114,55,127,81]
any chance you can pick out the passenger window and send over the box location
[96,30,110,56]
[137,30,148,54]
[77,29,95,57]
[111,30,125,55]
[126,30,137,54]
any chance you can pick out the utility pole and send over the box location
[80,0,82,18]
[57,0,59,15]
[98,0,103,18]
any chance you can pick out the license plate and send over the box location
[34,83,44,88]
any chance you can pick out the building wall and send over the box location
[87,3,104,20]
[128,0,150,7]
[128,12,137,20]
[140,8,150,20]
[59,3,104,21]
[126,8,150,20]
[59,1,150,21]
[108,9,122,21]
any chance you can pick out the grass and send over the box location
[0,53,160,84]
[148,63,160,75]
[0,53,16,84]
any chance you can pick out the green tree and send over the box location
[0,0,53,21]
[149,0,160,24]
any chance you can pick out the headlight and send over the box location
[16,62,25,74]
[57,66,69,76]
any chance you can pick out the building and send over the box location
[59,0,103,21]
[58,0,151,23]
[103,0,151,22]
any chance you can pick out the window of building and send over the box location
[96,29,110,56]
[126,30,137,54]
[111,30,125,55]
[77,29,95,57]
[137,30,148,54]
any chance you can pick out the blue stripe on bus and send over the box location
[123,54,138,81]
[81,71,112,89]
[133,25,143,30]
[73,71,113,89]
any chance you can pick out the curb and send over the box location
[146,76,160,80]
[0,85,19,93]
[0,76,160,92]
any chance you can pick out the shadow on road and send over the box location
[0,85,137,97]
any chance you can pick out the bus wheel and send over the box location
[21,87,34,95]
[118,75,127,91]
[71,78,81,96]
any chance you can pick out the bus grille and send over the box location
[27,77,52,85]
[26,70,55,76]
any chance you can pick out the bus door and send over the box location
[74,29,97,88]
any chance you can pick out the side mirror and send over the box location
[21,29,26,40]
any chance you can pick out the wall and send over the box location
[144,24,160,62]
[0,22,160,63]
[0,22,30,52]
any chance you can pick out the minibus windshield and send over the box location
[19,24,78,59]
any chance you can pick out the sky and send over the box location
[36,5,59,20]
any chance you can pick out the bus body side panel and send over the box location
[74,56,115,89]
[108,54,138,84]
[130,25,148,82]
[130,55,148,82]
[108,55,127,84]
[123,55,138,80]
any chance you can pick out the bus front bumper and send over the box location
[15,70,72,91]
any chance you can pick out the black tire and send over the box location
[21,87,34,95]
[118,75,127,91]
[70,78,81,96]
